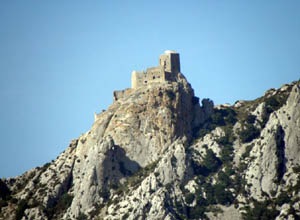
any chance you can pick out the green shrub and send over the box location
[211,112,225,126]
[214,184,234,205]
[275,192,290,206]
[239,124,260,143]
[192,107,237,140]
[293,166,300,173]
[16,199,28,220]
[203,183,216,205]
[45,193,74,218]
[242,200,279,220]
[260,94,289,128]
[246,115,256,124]
[203,149,221,173]
[187,205,207,219]
[77,212,88,220]
[242,144,254,159]
[224,166,235,176]
[220,145,234,163]
[265,96,280,113]
[184,192,195,204]
[218,171,231,188]
[57,193,73,211]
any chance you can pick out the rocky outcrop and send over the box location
[1,74,300,220]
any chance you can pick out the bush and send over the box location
[187,205,207,219]
[77,212,88,220]
[16,199,28,220]
[211,112,225,126]
[220,145,234,163]
[224,166,235,176]
[203,149,221,173]
[214,184,234,205]
[246,115,256,124]
[242,200,279,220]
[56,193,73,211]
[203,183,216,205]
[265,96,280,113]
[239,124,260,143]
[242,144,254,159]
[45,193,74,218]
[184,192,195,204]
[218,171,231,187]
[275,192,290,206]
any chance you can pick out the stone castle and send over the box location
[111,50,181,106]
[131,50,181,89]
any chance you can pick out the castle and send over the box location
[110,50,181,106]
[131,50,181,89]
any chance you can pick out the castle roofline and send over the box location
[164,50,178,54]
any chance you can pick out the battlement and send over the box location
[131,50,181,89]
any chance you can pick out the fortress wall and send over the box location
[131,51,180,89]
[132,71,146,89]
[146,66,165,84]
[159,54,171,72]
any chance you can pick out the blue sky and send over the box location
[0,1,299,177]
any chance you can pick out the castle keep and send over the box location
[131,50,181,89]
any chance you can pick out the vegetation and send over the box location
[44,193,74,219]
[16,199,28,220]
[220,145,234,163]
[238,123,260,143]
[112,160,159,199]
[242,200,279,220]
[185,86,295,219]
[77,212,88,220]
[192,107,237,140]
[242,144,254,159]
[202,149,222,173]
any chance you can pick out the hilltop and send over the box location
[1,52,300,220]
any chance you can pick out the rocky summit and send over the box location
[1,56,300,220]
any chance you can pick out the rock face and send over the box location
[1,72,300,220]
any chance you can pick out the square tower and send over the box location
[159,50,180,73]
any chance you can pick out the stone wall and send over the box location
[131,51,181,89]
[145,66,165,84]
[131,71,146,89]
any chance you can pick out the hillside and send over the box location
[1,71,300,219]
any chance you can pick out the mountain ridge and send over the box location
[1,74,300,220]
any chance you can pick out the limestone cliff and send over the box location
[1,74,300,220]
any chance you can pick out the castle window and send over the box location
[153,76,155,79]
[144,81,147,84]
